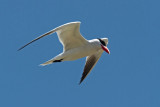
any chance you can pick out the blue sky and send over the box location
[0,0,160,107]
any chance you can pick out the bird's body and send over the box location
[18,21,110,84]
[42,39,103,65]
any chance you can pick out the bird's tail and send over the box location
[40,59,63,66]
[40,60,53,66]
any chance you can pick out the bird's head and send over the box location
[98,38,110,54]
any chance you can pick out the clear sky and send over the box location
[0,0,160,107]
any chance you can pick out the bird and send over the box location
[18,21,110,84]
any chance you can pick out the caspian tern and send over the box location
[18,21,110,84]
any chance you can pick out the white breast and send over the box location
[62,40,102,61]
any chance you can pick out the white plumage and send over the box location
[18,21,110,84]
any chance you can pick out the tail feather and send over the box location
[40,59,63,66]
[40,60,53,66]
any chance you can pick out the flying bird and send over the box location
[18,21,110,84]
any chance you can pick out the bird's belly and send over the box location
[63,45,100,61]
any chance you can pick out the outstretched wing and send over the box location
[18,21,88,51]
[56,22,88,51]
[79,51,103,84]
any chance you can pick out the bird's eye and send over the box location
[98,38,106,46]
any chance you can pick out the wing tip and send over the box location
[79,76,85,85]
[79,81,82,85]
[17,48,21,51]
[17,47,24,51]
[79,80,82,85]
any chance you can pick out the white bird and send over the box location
[18,21,110,84]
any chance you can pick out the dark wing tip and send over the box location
[17,40,35,51]
[17,45,27,51]
[17,32,50,51]
[79,55,98,85]
[79,77,85,85]
[79,68,90,85]
[79,82,82,85]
